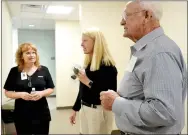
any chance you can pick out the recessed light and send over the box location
[46,5,73,14]
[29,24,35,27]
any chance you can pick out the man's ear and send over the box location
[145,10,153,19]
[143,10,153,24]
[145,11,148,18]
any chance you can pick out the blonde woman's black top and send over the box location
[72,64,117,111]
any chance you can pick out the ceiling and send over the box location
[6,1,80,30]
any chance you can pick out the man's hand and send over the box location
[31,91,44,101]
[77,70,90,87]
[100,90,119,111]
[20,92,33,101]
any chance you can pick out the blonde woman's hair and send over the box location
[82,27,115,71]
[16,43,40,71]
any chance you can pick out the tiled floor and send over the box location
[47,97,80,134]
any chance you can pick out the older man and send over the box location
[100,1,187,134]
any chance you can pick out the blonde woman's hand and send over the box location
[69,110,76,125]
[77,70,90,87]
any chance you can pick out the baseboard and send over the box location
[111,130,121,135]
[56,106,73,110]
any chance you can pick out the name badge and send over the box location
[21,72,27,80]
[125,55,137,72]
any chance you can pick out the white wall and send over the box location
[18,29,56,95]
[55,21,83,107]
[160,2,187,63]
[2,1,13,104]
[12,28,18,67]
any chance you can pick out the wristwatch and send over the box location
[88,80,93,87]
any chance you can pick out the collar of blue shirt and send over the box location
[131,27,165,53]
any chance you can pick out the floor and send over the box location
[47,97,80,134]
[47,97,118,134]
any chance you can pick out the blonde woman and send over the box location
[69,27,117,134]
[4,43,54,134]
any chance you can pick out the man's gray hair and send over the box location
[139,1,163,21]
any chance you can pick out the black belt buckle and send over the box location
[91,104,97,108]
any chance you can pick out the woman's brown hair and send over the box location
[15,43,40,71]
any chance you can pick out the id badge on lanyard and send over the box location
[21,72,27,80]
